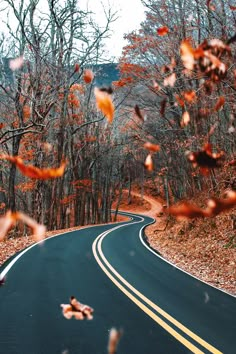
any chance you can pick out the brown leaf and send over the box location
[186,143,223,173]
[61,296,94,320]
[143,142,160,153]
[134,105,144,121]
[160,99,167,116]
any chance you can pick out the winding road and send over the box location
[0,212,235,354]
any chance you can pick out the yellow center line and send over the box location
[92,225,223,354]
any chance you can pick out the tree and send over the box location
[0,0,120,230]
[114,0,236,204]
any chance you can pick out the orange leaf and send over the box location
[214,96,225,111]
[183,90,196,103]
[144,154,154,171]
[181,111,190,127]
[94,87,114,123]
[83,69,94,84]
[157,26,169,36]
[180,40,195,70]
[0,155,66,179]
[144,142,160,153]
[0,211,46,242]
[0,211,15,241]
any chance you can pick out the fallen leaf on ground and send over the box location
[61,296,94,320]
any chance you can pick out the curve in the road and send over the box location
[92,213,222,354]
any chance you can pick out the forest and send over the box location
[0,0,235,293]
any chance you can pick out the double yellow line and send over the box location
[92,221,222,354]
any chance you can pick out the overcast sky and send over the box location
[0,0,146,60]
[81,0,146,59]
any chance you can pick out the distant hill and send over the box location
[0,59,120,87]
[92,63,120,86]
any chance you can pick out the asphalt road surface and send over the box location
[0,212,235,354]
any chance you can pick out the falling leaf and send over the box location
[144,154,154,171]
[9,56,24,71]
[180,40,195,70]
[163,73,176,87]
[228,126,235,133]
[143,142,160,152]
[157,26,169,36]
[0,211,46,242]
[214,96,225,111]
[94,87,114,123]
[16,212,46,242]
[83,69,94,83]
[167,201,206,219]
[134,104,144,121]
[175,95,185,107]
[204,292,210,304]
[160,99,167,116]
[61,296,94,320]
[0,276,5,286]
[99,87,113,94]
[181,111,190,127]
[186,143,224,174]
[166,190,236,218]
[0,211,14,241]
[0,155,66,179]
[183,90,196,103]
[74,63,80,72]
[107,328,123,354]
[229,5,236,10]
